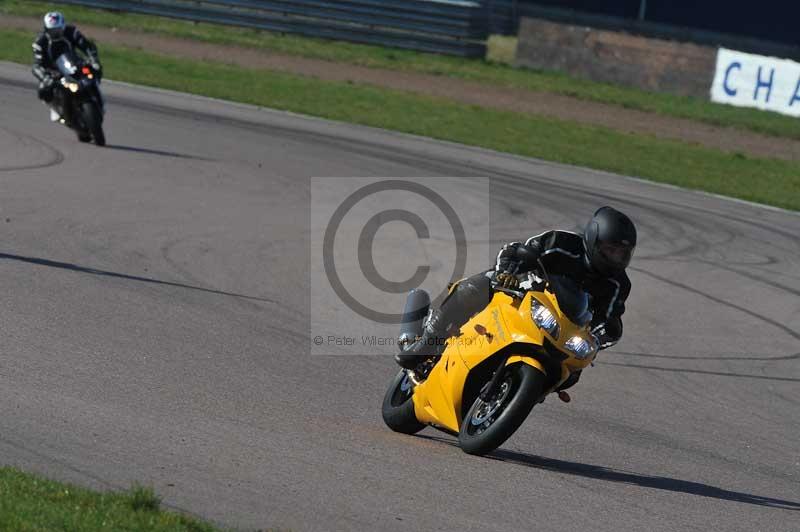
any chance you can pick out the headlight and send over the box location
[564,335,597,359]
[67,82,79,93]
[531,299,559,340]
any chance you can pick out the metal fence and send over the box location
[485,0,517,35]
[491,0,800,47]
[55,0,489,57]
[487,1,800,60]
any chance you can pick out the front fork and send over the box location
[479,354,511,401]
[479,354,552,402]
[92,84,105,114]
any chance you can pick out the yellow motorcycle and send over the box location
[382,272,598,456]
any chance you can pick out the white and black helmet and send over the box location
[583,206,637,275]
[43,11,66,38]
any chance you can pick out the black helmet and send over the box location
[583,206,637,275]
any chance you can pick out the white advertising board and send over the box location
[710,47,800,117]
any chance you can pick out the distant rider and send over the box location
[395,206,637,393]
[32,11,102,121]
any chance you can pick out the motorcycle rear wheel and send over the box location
[458,363,545,456]
[382,370,425,435]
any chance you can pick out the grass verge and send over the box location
[1,28,798,211]
[3,0,800,141]
[0,466,220,531]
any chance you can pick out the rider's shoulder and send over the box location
[552,229,583,241]
[525,229,579,244]
[33,32,47,44]
[64,25,80,38]
[548,230,584,249]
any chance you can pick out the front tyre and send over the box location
[459,363,546,456]
[81,101,105,146]
[382,370,424,435]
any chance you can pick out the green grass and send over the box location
[0,466,220,531]
[3,0,800,141]
[1,28,798,210]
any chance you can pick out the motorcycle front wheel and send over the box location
[382,370,425,435]
[81,101,105,146]
[458,362,546,456]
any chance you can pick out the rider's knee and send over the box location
[441,272,493,326]
[38,84,53,102]
[457,272,493,309]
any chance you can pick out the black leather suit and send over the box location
[32,25,99,102]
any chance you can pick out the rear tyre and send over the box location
[382,370,424,435]
[458,363,545,456]
[81,101,105,146]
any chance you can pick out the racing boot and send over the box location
[553,370,581,403]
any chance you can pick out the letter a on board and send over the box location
[790,76,800,107]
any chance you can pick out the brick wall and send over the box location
[515,17,718,98]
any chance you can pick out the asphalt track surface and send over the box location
[1,61,799,531]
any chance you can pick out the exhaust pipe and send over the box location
[398,289,430,351]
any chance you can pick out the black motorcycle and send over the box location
[50,52,105,146]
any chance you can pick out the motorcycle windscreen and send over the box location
[55,53,78,77]
[549,275,592,326]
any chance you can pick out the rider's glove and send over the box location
[591,323,620,351]
[88,54,102,78]
[496,272,520,289]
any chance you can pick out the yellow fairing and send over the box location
[411,350,471,432]
[412,291,548,432]
[411,283,598,432]
[506,355,547,374]
[533,290,597,374]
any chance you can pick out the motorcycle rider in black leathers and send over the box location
[395,206,637,392]
[32,12,102,126]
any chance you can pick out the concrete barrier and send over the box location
[514,17,717,98]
